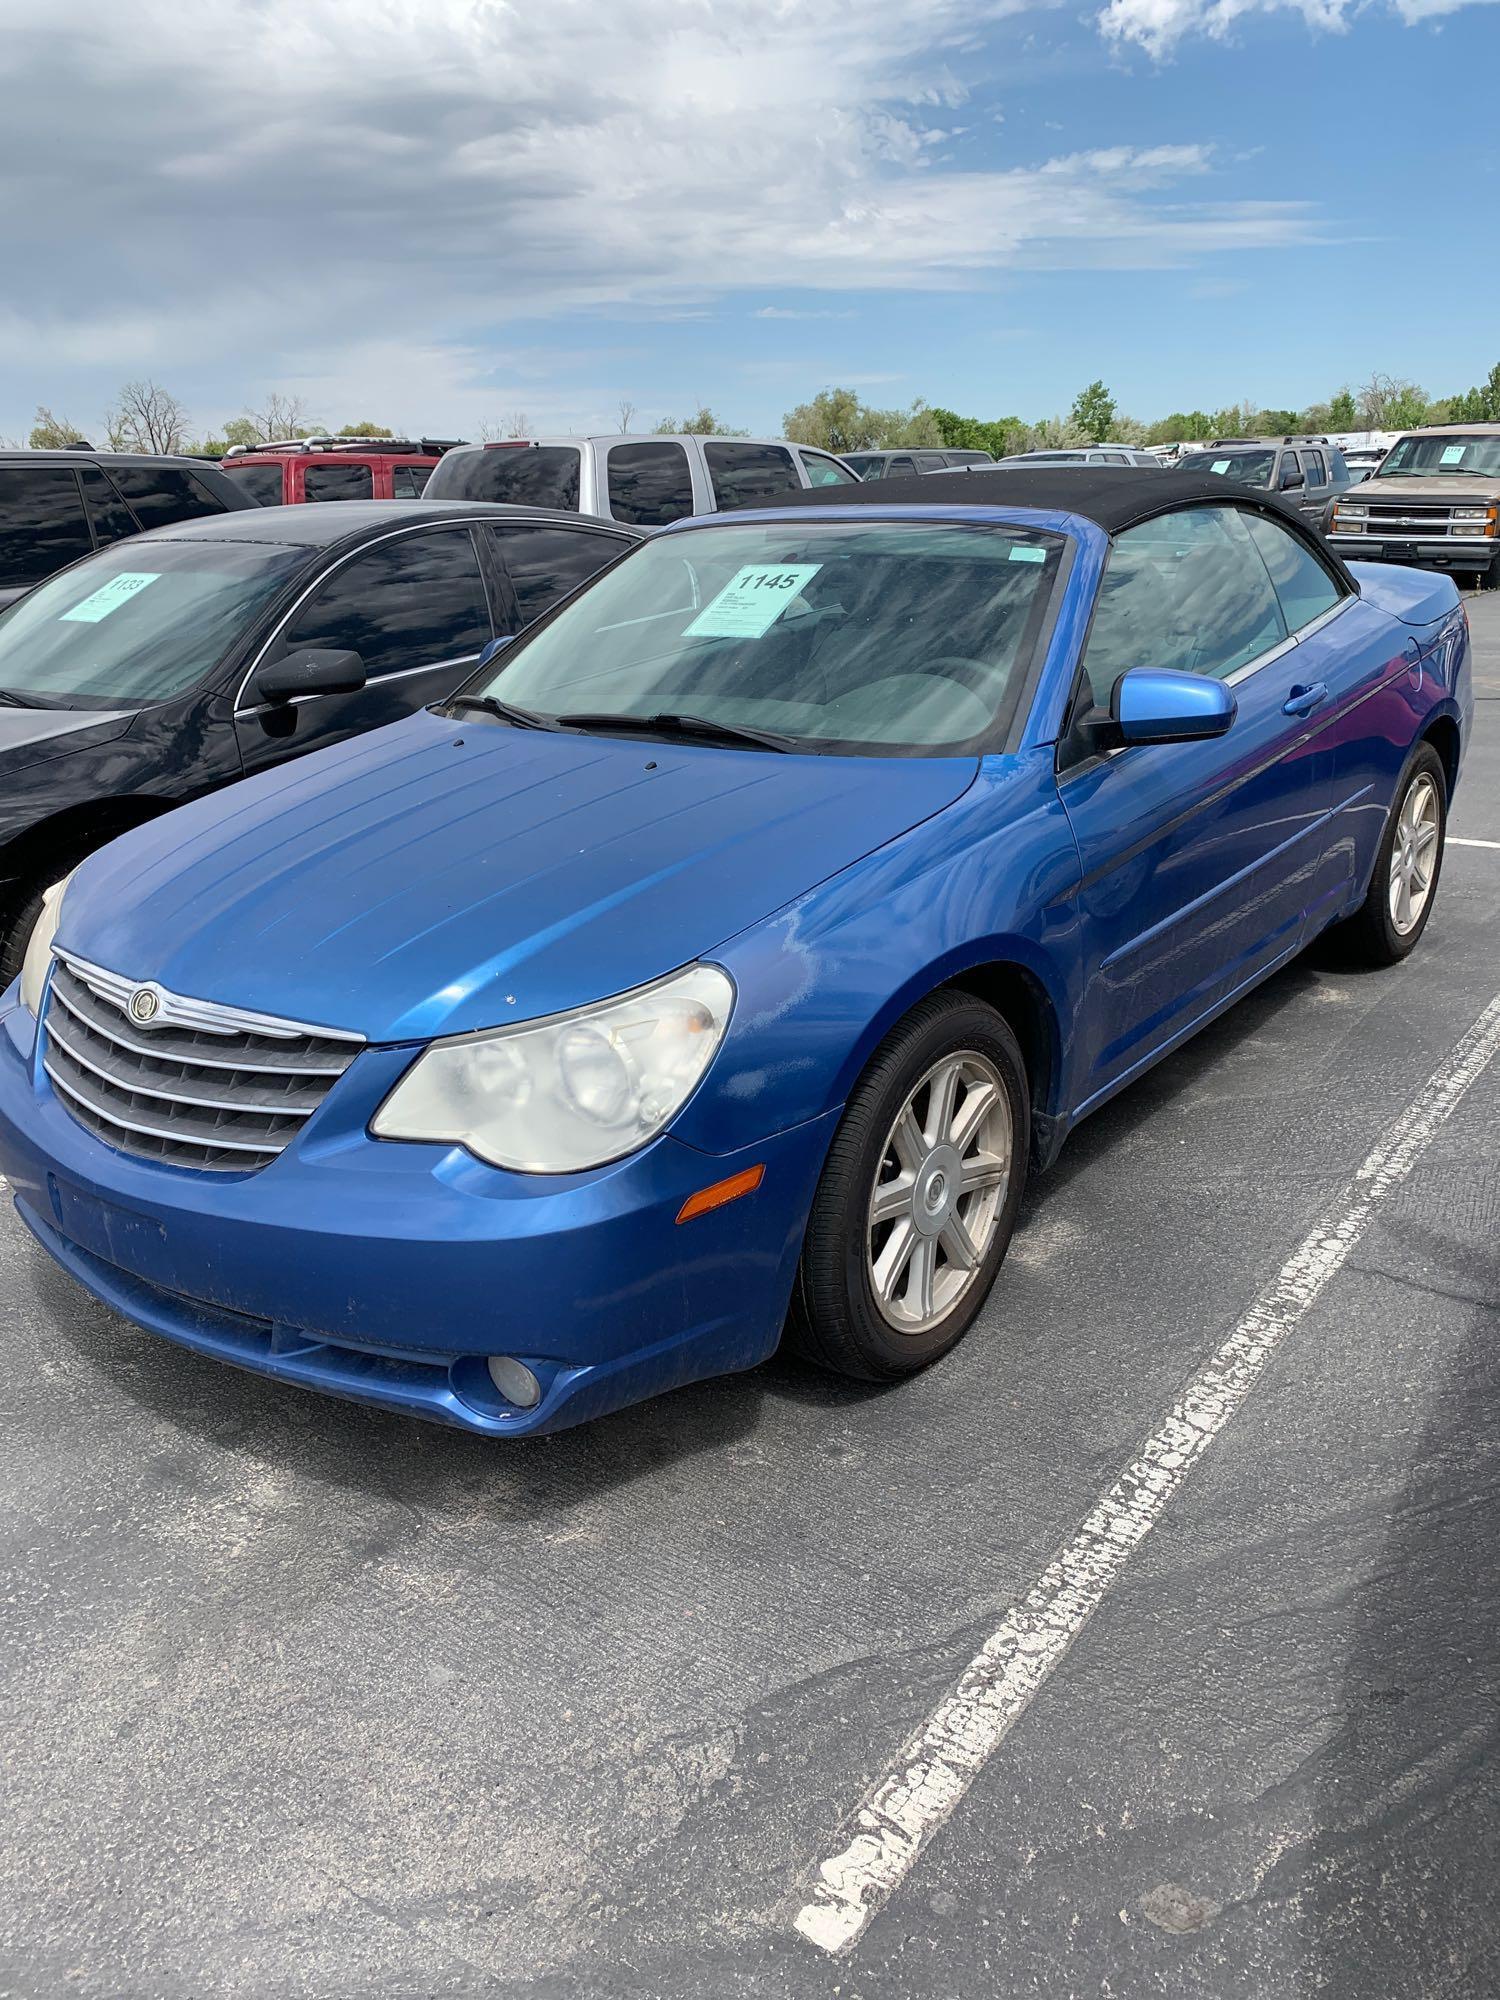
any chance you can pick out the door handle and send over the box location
[1283,682,1329,718]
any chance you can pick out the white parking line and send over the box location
[1450,836,1500,850]
[793,990,1500,1957]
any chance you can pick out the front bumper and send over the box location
[1328,535,1497,573]
[0,993,836,1436]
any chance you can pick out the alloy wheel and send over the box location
[1388,771,1441,937]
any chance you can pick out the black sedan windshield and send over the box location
[0,541,307,708]
[474,519,1062,754]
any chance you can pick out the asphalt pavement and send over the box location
[2,590,1498,2000]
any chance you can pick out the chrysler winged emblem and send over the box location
[128,985,162,1025]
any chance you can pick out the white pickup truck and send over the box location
[425,433,860,526]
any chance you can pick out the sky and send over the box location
[1,0,1498,444]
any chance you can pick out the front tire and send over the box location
[787,992,1030,1381]
[1337,742,1447,967]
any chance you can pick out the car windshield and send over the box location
[0,540,307,708]
[1377,433,1500,478]
[469,518,1063,755]
[1180,450,1276,484]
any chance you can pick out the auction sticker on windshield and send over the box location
[60,573,161,624]
[685,564,822,640]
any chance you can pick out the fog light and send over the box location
[487,1355,542,1408]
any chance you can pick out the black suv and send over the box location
[1177,437,1352,530]
[0,451,257,611]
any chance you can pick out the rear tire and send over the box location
[787,992,1030,1381]
[1335,742,1447,968]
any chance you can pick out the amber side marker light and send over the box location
[676,1163,766,1224]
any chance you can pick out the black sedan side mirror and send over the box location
[254,648,366,704]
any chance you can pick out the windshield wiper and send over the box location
[556,710,798,753]
[0,687,55,708]
[441,692,558,731]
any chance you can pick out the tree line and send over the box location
[16,360,1500,462]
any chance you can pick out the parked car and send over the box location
[994,447,1162,469]
[1341,449,1387,485]
[1327,424,1500,587]
[0,450,257,612]
[843,449,995,479]
[1177,437,1352,529]
[219,436,466,507]
[423,435,860,524]
[0,469,1469,1439]
[0,500,640,979]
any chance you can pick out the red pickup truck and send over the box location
[219,436,466,505]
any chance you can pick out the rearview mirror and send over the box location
[476,634,514,670]
[254,648,366,704]
[1112,667,1236,746]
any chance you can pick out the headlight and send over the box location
[19,871,74,1016]
[1452,507,1495,529]
[1334,504,1367,521]
[371,963,734,1173]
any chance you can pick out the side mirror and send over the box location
[1279,465,1305,491]
[1112,667,1236,747]
[253,648,366,704]
[476,634,514,670]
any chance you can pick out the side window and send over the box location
[606,442,694,526]
[283,529,491,680]
[913,453,948,473]
[0,467,93,587]
[493,525,628,629]
[800,451,859,486]
[108,466,230,528]
[704,442,801,510]
[391,465,432,498]
[1243,510,1342,634]
[1082,505,1287,692]
[886,456,917,478]
[1277,452,1304,491]
[77,466,137,546]
[303,463,374,503]
[1302,449,1327,485]
[225,463,286,506]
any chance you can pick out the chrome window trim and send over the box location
[230,519,493,714]
[235,649,483,719]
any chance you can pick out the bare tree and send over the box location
[617,398,637,433]
[103,380,192,454]
[246,392,320,444]
[476,411,532,442]
[29,406,89,448]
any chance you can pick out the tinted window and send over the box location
[606,442,694,527]
[428,446,582,509]
[226,463,286,506]
[486,519,1062,754]
[1277,453,1304,490]
[800,452,859,486]
[493,525,628,628]
[285,529,490,679]
[0,541,306,706]
[0,467,93,588]
[1244,511,1341,633]
[108,466,230,528]
[391,464,432,498]
[303,463,374,503]
[886,457,917,478]
[912,453,947,473]
[705,442,801,511]
[1302,449,1327,485]
[844,455,882,479]
[1084,505,1287,689]
[77,466,137,546]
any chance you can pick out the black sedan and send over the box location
[0,500,642,977]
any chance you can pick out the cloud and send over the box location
[0,0,1322,428]
[1099,0,1498,57]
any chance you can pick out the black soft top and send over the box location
[772,463,1355,587]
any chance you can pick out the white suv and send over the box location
[424,434,860,526]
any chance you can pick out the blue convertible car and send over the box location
[0,470,1471,1435]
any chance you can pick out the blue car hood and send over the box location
[61,710,976,1042]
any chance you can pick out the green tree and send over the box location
[1070,379,1116,443]
[1253,409,1301,436]
[29,406,89,448]
[332,420,395,438]
[928,407,1027,457]
[1445,361,1500,424]
[782,387,889,453]
[1326,387,1358,431]
[1357,373,1431,431]
[654,405,746,436]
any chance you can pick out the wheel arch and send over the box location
[0,795,177,905]
[1420,711,1461,801]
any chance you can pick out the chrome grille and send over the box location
[43,952,364,1172]
[1359,503,1462,537]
